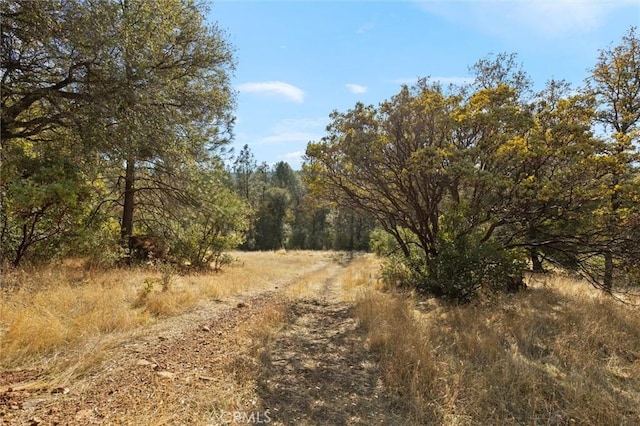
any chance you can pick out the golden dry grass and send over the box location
[3,252,639,425]
[337,253,383,299]
[348,257,640,425]
[0,251,331,369]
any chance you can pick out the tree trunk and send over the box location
[13,224,29,268]
[603,251,614,294]
[121,156,135,244]
[348,212,354,251]
[530,248,544,272]
[603,175,621,294]
[120,0,134,248]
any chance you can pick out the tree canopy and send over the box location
[2,0,637,300]
[1,0,240,268]
[305,29,640,299]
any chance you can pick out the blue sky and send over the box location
[209,1,639,170]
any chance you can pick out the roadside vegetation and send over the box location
[345,256,640,425]
[2,252,639,424]
[2,1,639,423]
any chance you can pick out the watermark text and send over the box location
[217,409,271,424]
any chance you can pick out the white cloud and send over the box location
[262,131,319,144]
[277,117,327,129]
[345,83,368,94]
[237,81,304,103]
[416,0,635,39]
[509,1,602,36]
[260,117,327,145]
[357,21,376,34]
[281,151,306,169]
[283,151,304,161]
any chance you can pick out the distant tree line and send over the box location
[230,146,375,252]
[305,28,640,300]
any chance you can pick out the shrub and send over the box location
[426,235,526,301]
[379,231,527,302]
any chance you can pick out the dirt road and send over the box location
[1,256,404,425]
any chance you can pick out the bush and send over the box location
[379,231,527,302]
[369,228,399,256]
[170,229,243,271]
[427,236,526,301]
[165,182,249,270]
[379,254,417,289]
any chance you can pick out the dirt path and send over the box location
[1,256,403,425]
[257,271,402,425]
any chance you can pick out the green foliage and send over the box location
[584,26,640,291]
[133,278,155,308]
[370,228,408,257]
[327,208,375,251]
[374,223,527,301]
[1,139,92,266]
[233,144,257,201]
[159,262,175,292]
[1,0,239,269]
[305,30,640,299]
[1,0,95,141]
[426,235,527,301]
[167,169,249,270]
[254,187,291,250]
[77,220,126,269]
[229,144,375,252]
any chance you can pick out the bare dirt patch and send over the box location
[1,291,279,425]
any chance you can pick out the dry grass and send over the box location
[187,299,291,423]
[0,251,331,370]
[4,251,639,424]
[348,258,640,425]
[282,266,335,300]
[338,254,383,300]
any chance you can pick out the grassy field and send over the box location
[0,251,330,369]
[345,257,640,425]
[1,252,639,424]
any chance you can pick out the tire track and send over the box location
[256,266,404,425]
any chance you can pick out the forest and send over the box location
[2,0,639,301]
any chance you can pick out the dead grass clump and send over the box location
[355,291,443,423]
[198,300,291,422]
[353,266,640,425]
[241,301,290,373]
[282,267,336,299]
[0,280,150,367]
[129,273,198,317]
[141,287,198,317]
[1,309,69,360]
[201,250,333,299]
[339,254,382,298]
